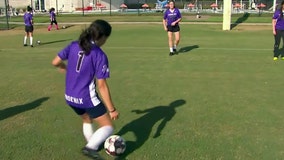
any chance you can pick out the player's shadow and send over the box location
[0,97,49,121]
[39,39,72,46]
[231,12,250,29]
[178,45,199,53]
[115,99,186,159]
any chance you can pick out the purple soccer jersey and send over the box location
[50,11,56,21]
[58,41,110,108]
[273,10,284,30]
[23,12,33,26]
[163,8,182,26]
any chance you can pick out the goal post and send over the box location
[223,0,232,30]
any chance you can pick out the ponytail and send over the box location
[78,20,112,54]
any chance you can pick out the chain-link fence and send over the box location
[71,0,275,15]
[0,0,10,30]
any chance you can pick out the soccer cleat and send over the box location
[273,57,278,61]
[169,52,174,56]
[24,44,27,47]
[30,45,33,47]
[173,48,177,53]
[81,147,104,160]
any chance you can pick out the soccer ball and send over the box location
[62,25,66,29]
[36,40,41,45]
[104,135,126,156]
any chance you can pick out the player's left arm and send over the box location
[97,78,119,120]
[30,17,34,25]
[52,56,66,73]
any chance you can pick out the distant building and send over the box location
[4,0,124,12]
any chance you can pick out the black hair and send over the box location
[79,19,112,54]
[49,7,55,13]
[27,6,32,12]
[280,0,284,18]
[168,0,176,8]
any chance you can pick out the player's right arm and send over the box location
[52,56,66,73]
[272,19,277,35]
[163,19,167,31]
[97,79,119,120]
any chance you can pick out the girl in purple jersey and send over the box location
[23,6,34,47]
[48,8,59,31]
[52,20,119,159]
[272,0,284,60]
[163,1,182,56]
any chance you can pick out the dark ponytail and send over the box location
[278,0,284,18]
[79,19,112,54]
[49,7,55,13]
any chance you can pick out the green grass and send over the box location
[1,20,284,160]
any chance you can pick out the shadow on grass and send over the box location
[231,12,250,29]
[38,39,73,46]
[115,99,186,159]
[178,45,199,53]
[0,97,49,121]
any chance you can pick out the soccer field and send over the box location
[1,22,284,160]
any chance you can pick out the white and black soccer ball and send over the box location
[104,135,126,157]
[36,40,41,45]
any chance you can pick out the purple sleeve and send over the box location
[94,52,110,79]
[273,10,280,19]
[58,43,72,60]
[52,12,56,19]
[163,10,168,20]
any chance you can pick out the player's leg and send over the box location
[71,106,105,159]
[174,31,180,54]
[85,104,113,150]
[29,26,34,47]
[24,26,28,46]
[81,113,94,142]
[274,30,281,60]
[280,30,284,59]
[54,20,59,30]
[24,33,28,46]
[48,21,53,31]
[168,31,174,56]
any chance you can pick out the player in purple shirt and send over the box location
[163,1,182,56]
[52,20,119,159]
[272,0,284,60]
[23,6,34,47]
[48,8,59,31]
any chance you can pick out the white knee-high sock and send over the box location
[30,37,33,45]
[24,36,27,44]
[83,123,94,142]
[86,125,113,150]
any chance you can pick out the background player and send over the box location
[272,0,284,60]
[23,6,34,47]
[48,7,59,31]
[163,1,182,56]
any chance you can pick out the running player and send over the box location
[23,6,34,47]
[272,0,284,60]
[48,8,59,31]
[52,20,119,159]
[163,0,182,56]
